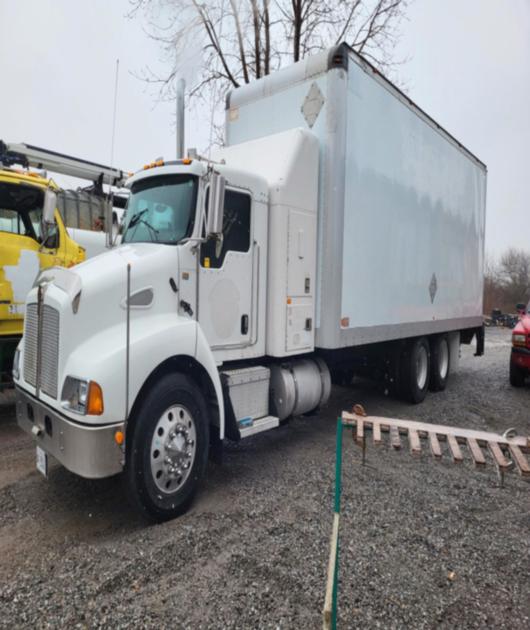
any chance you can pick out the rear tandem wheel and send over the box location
[398,337,431,404]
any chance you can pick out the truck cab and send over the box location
[14,130,328,521]
[0,168,84,387]
[122,158,269,361]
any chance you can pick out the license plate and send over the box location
[36,446,48,478]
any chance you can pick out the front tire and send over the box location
[429,335,450,392]
[125,373,209,522]
[509,360,526,387]
[399,337,430,404]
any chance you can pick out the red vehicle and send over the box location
[510,301,530,387]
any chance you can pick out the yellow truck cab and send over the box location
[0,168,85,387]
[0,140,129,388]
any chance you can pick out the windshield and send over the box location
[0,182,45,241]
[122,174,198,245]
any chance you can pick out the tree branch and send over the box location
[229,0,250,83]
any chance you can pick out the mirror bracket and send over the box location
[206,171,225,238]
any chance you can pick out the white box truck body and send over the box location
[225,45,486,351]
[14,44,486,520]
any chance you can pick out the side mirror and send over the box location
[42,189,57,225]
[206,172,225,237]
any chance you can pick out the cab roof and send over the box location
[0,166,56,189]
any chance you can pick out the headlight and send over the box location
[12,349,20,380]
[61,377,104,415]
[512,334,527,347]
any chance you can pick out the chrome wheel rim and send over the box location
[416,346,428,390]
[438,340,449,380]
[150,405,197,494]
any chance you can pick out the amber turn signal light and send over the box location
[87,381,104,415]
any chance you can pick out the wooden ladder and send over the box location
[323,407,530,630]
[344,404,530,478]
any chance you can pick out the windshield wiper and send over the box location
[126,208,159,242]
[137,218,159,242]
[127,208,148,229]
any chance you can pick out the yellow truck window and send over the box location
[0,182,43,242]
[0,209,27,235]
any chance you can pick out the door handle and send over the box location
[180,300,194,317]
[241,314,249,335]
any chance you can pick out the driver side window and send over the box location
[0,209,26,235]
[201,190,251,269]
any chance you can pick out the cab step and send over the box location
[239,415,279,439]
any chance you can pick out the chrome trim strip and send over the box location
[35,283,44,398]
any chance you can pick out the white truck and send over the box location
[14,44,486,521]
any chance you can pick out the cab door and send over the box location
[0,208,56,333]
[198,188,254,349]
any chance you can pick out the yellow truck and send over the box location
[0,141,128,388]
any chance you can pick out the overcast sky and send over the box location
[1,0,528,257]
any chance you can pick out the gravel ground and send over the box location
[0,327,529,629]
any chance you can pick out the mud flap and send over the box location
[474,324,485,357]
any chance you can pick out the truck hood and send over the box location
[17,242,182,402]
[31,243,182,388]
[77,242,178,289]
[39,242,180,311]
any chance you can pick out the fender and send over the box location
[195,323,225,438]
[61,315,225,436]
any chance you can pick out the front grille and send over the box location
[40,306,60,398]
[23,304,38,387]
[23,303,60,399]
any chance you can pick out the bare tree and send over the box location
[130,0,408,144]
[483,253,503,314]
[498,248,530,308]
[483,249,530,315]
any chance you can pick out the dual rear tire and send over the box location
[429,335,450,392]
[398,335,450,403]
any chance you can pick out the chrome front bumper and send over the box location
[15,387,124,479]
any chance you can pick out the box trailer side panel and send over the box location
[226,45,487,351]
[335,55,487,349]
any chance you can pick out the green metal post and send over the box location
[334,417,344,512]
[331,417,344,629]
